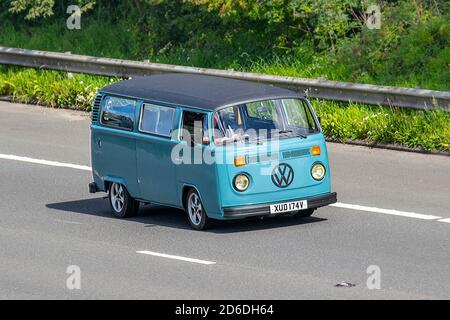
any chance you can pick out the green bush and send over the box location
[314,99,450,152]
[0,66,113,110]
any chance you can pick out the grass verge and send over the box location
[0,66,114,110]
[1,66,448,153]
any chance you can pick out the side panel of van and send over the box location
[92,127,139,197]
[135,102,180,206]
[175,146,222,219]
[175,111,222,219]
[136,136,179,205]
[91,95,139,197]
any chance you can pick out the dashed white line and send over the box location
[1,153,447,224]
[54,219,85,225]
[330,202,442,220]
[136,250,216,265]
[0,153,91,171]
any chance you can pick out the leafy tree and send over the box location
[8,0,96,20]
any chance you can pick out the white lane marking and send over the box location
[330,202,442,220]
[136,250,216,265]
[0,154,91,171]
[54,219,85,225]
[1,153,447,224]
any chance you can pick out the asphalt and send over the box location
[0,101,449,299]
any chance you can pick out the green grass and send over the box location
[0,17,448,91]
[0,20,139,60]
[1,66,448,153]
[0,66,114,110]
[314,100,450,152]
[233,55,450,91]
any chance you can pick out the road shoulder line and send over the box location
[330,202,442,220]
[136,250,216,265]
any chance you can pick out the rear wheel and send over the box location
[108,182,139,218]
[185,189,210,230]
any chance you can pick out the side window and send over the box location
[139,103,175,137]
[101,96,136,130]
[217,106,243,131]
[180,111,208,145]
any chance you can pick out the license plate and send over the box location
[270,200,308,214]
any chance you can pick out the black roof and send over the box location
[101,73,302,110]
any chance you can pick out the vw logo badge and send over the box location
[271,163,294,188]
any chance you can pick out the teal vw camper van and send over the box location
[89,74,337,230]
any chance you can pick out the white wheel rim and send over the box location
[188,193,202,226]
[111,183,125,213]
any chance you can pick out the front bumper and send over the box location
[222,192,337,219]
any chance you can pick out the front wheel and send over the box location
[295,208,315,218]
[108,182,139,218]
[185,189,210,230]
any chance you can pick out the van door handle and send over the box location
[97,139,102,148]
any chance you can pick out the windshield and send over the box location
[213,98,319,145]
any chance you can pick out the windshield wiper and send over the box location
[277,130,307,139]
[278,130,293,134]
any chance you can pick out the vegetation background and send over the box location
[0,0,449,152]
[1,0,449,89]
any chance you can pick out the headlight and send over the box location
[311,163,326,181]
[234,174,250,191]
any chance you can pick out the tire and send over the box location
[108,182,139,218]
[185,189,210,230]
[295,208,315,218]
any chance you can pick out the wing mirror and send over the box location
[202,136,210,145]
[256,106,268,114]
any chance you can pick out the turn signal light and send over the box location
[312,146,321,156]
[234,156,247,167]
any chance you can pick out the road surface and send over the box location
[0,101,449,299]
